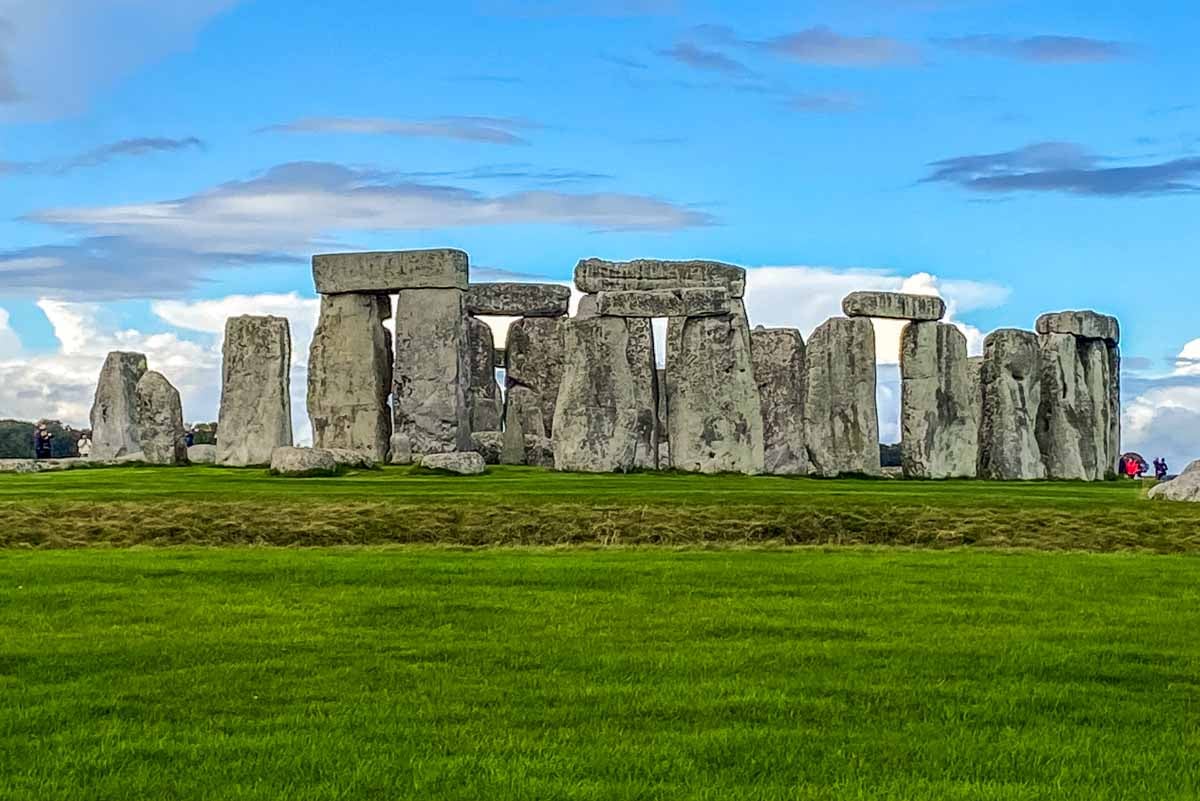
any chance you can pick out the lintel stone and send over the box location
[466,282,570,317]
[313,249,468,294]
[843,291,946,322]
[574,258,746,298]
[596,287,731,318]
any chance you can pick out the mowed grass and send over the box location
[0,548,1197,800]
[1,465,1199,551]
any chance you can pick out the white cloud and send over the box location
[1121,339,1200,468]
[0,306,22,358]
[0,0,240,121]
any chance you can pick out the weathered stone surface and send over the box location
[505,317,566,437]
[575,258,746,298]
[307,293,392,462]
[574,294,599,320]
[1106,344,1121,473]
[1149,460,1200,501]
[978,329,1044,480]
[666,303,764,475]
[1036,333,1119,481]
[802,317,880,477]
[501,410,525,465]
[135,370,188,465]
[596,287,731,318]
[313,249,468,294]
[751,328,808,476]
[217,316,293,467]
[187,444,217,464]
[389,433,413,465]
[470,431,504,465]
[269,446,338,477]
[466,316,503,433]
[327,448,377,469]
[900,322,978,479]
[89,351,148,460]
[524,434,554,468]
[421,451,486,475]
[843,291,946,322]
[1036,310,1120,344]
[466,282,570,317]
[656,367,669,467]
[552,317,643,472]
[626,318,659,469]
[504,385,545,439]
[393,288,471,455]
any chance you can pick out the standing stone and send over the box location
[217,315,293,467]
[394,288,470,455]
[505,317,566,438]
[1106,343,1121,477]
[978,329,1044,480]
[900,322,978,479]
[500,401,526,465]
[843,291,946,322]
[466,316,503,433]
[575,294,599,320]
[466,283,570,317]
[803,317,880,477]
[666,303,764,475]
[505,384,546,439]
[656,367,670,467]
[626,318,659,469]
[307,293,393,462]
[552,317,642,472]
[89,351,148,460]
[751,328,808,476]
[1036,333,1117,481]
[135,370,187,465]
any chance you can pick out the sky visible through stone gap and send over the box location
[0,1,1197,465]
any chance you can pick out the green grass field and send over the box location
[1,548,1197,800]
[1,465,1198,550]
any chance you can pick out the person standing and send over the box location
[33,423,53,460]
[77,432,93,459]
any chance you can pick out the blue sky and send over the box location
[2,0,1199,461]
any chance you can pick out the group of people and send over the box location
[1120,454,1170,481]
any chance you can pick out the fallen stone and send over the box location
[389,433,413,465]
[89,351,148,460]
[313,249,468,294]
[843,291,946,322]
[575,258,746,298]
[466,282,570,317]
[307,292,393,462]
[0,460,40,474]
[505,317,566,437]
[421,451,486,475]
[470,431,504,465]
[326,448,378,469]
[1036,333,1118,481]
[1149,460,1200,501]
[1036,310,1120,344]
[393,288,471,455]
[978,329,1044,480]
[552,317,643,472]
[596,287,731,318]
[751,328,809,476]
[135,370,188,466]
[666,303,763,475]
[803,317,880,477]
[900,322,978,479]
[217,316,293,467]
[466,316,503,433]
[187,444,217,464]
[269,446,338,477]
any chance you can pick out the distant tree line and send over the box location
[0,419,218,458]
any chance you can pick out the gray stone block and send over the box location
[978,329,1044,480]
[135,370,188,466]
[575,258,746,298]
[89,351,147,460]
[751,328,809,476]
[466,282,570,317]
[217,315,293,467]
[466,316,503,433]
[596,287,731,318]
[900,322,978,479]
[1035,310,1119,344]
[843,291,946,322]
[803,317,880,477]
[313,249,468,294]
[393,288,471,456]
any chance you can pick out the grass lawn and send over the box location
[1,465,1199,550]
[0,548,1197,800]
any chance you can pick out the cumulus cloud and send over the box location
[922,141,1200,196]
[2,161,713,298]
[0,0,240,121]
[936,34,1129,64]
[259,116,541,146]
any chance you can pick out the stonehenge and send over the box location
[80,246,1123,483]
[217,315,293,467]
